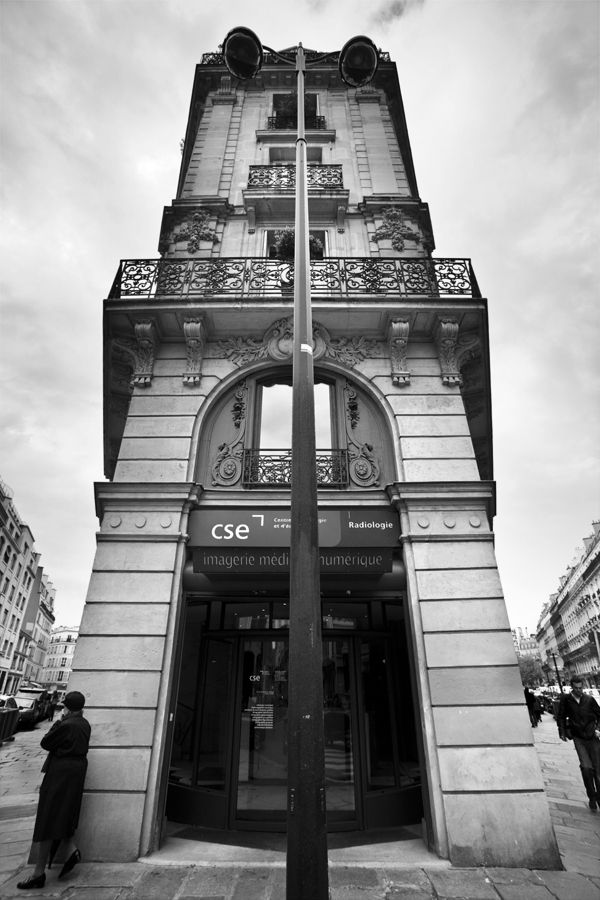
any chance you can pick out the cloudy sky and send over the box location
[1,0,598,633]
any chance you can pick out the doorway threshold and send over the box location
[141,822,449,869]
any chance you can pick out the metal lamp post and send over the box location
[222,29,378,900]
[551,652,564,692]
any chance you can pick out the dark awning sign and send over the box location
[188,508,399,548]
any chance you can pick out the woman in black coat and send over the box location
[17,691,91,890]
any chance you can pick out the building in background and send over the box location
[67,42,559,868]
[512,627,542,660]
[536,521,600,688]
[23,572,57,683]
[0,477,55,694]
[41,625,79,693]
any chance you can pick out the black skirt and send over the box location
[32,756,88,841]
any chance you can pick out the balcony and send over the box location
[248,164,343,190]
[242,450,348,488]
[267,116,326,130]
[244,164,347,216]
[109,257,481,300]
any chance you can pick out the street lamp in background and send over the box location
[223,28,378,900]
[551,652,564,693]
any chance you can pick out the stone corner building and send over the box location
[69,45,559,868]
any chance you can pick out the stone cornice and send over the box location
[94,482,203,520]
[386,480,496,519]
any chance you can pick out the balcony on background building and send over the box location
[242,449,348,488]
[108,256,481,300]
[267,115,326,130]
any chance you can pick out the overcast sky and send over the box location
[1,0,598,633]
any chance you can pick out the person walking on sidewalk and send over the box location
[557,677,600,811]
[16,691,91,890]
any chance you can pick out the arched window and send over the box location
[197,370,395,491]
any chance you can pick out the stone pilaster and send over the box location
[388,481,561,868]
[67,482,200,860]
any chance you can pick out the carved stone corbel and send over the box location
[435,317,461,386]
[247,206,256,234]
[132,319,157,386]
[388,318,410,386]
[183,317,205,386]
[112,319,157,387]
[337,206,346,233]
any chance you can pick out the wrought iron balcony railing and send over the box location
[242,449,348,488]
[248,165,343,189]
[109,257,481,300]
[267,115,327,130]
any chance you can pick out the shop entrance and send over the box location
[166,600,422,833]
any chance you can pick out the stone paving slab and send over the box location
[385,888,434,900]
[492,885,556,900]
[535,870,600,900]
[427,868,498,898]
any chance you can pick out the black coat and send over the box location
[557,693,600,741]
[32,713,91,842]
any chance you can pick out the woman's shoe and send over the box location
[58,849,81,879]
[17,872,46,889]
[48,838,61,868]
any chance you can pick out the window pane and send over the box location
[259,383,331,448]
[260,384,291,448]
[223,603,270,630]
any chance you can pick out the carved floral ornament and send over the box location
[159,207,220,255]
[370,206,433,253]
[216,317,381,370]
[344,382,381,488]
[212,381,248,487]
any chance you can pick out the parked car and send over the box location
[0,694,18,709]
[584,688,600,702]
[13,686,51,727]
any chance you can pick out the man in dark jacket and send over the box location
[557,677,600,810]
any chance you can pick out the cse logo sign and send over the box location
[211,523,249,540]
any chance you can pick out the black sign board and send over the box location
[188,508,399,548]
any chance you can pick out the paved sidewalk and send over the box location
[1,714,599,899]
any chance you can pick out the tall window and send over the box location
[273,92,319,127]
[259,382,332,449]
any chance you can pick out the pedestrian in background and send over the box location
[524,688,537,727]
[17,690,91,890]
[557,677,600,811]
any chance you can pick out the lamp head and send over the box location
[222,26,263,80]
[339,35,379,87]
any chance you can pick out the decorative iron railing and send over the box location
[267,115,327,130]
[242,449,348,487]
[248,165,343,189]
[109,257,481,300]
[200,50,391,66]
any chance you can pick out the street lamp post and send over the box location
[551,652,564,693]
[222,30,378,900]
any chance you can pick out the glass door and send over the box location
[322,639,358,826]
[234,639,290,827]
